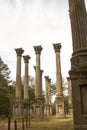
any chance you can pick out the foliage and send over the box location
[0,57,12,87]
[50,82,56,96]
[0,57,13,117]
[50,78,68,96]
[0,87,10,117]
[28,86,35,101]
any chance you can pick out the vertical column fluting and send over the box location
[15,48,24,100]
[23,55,31,100]
[34,45,43,98]
[69,0,87,52]
[53,43,63,96]
[68,0,87,129]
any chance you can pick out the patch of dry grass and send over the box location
[0,115,73,130]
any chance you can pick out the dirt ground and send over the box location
[0,116,73,130]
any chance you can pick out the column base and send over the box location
[13,99,22,118]
[44,104,50,116]
[55,96,65,118]
[32,97,44,120]
[68,104,73,115]
[13,98,29,119]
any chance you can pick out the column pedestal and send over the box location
[55,96,65,118]
[33,97,44,119]
[44,105,50,116]
[69,53,87,130]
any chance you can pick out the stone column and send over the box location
[13,48,24,118]
[23,55,31,100]
[44,76,50,116]
[68,0,87,129]
[15,48,24,100]
[53,43,62,96]
[34,66,43,99]
[66,77,73,115]
[34,66,37,98]
[33,45,43,119]
[40,69,44,115]
[44,76,49,105]
[53,43,65,118]
[68,0,87,52]
[67,77,72,106]
[40,70,44,97]
[48,78,52,115]
[33,45,43,99]
[48,78,51,105]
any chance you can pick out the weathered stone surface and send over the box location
[15,48,24,100]
[44,76,49,105]
[66,77,73,115]
[44,76,52,116]
[68,0,87,129]
[53,43,65,118]
[33,45,43,119]
[23,55,31,100]
[53,43,63,96]
[34,45,43,98]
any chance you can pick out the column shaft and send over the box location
[23,55,31,100]
[40,70,43,97]
[53,43,65,118]
[67,77,72,105]
[44,76,49,104]
[36,54,41,97]
[15,48,24,100]
[53,43,63,96]
[56,52,62,96]
[69,0,87,129]
[48,78,51,105]
[34,45,43,98]
[69,0,87,52]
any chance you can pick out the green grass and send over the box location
[0,115,74,130]
[28,115,74,130]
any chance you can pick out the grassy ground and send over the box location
[0,115,74,130]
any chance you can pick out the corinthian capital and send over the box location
[33,45,43,54]
[53,43,61,52]
[15,48,24,56]
[23,55,31,63]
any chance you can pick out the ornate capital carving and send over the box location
[15,48,24,56]
[71,57,80,70]
[48,78,51,83]
[23,55,31,63]
[53,43,61,52]
[33,45,43,54]
[44,76,49,80]
[40,70,43,75]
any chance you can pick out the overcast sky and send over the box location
[0,0,87,87]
